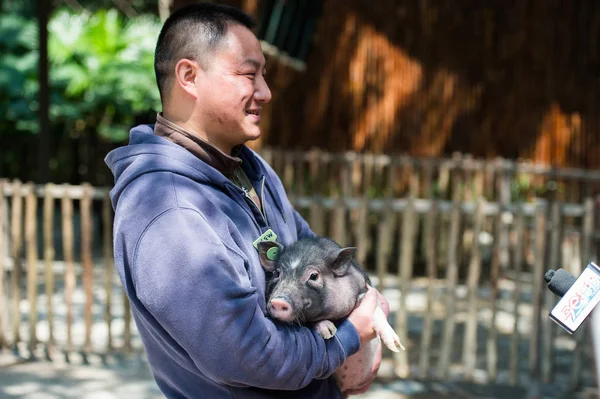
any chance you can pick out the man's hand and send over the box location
[376,289,390,318]
[347,286,379,343]
[343,287,389,397]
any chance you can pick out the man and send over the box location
[105,3,386,398]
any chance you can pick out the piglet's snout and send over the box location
[269,297,294,321]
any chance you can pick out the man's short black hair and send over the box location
[154,2,257,104]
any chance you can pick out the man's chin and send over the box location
[242,128,262,143]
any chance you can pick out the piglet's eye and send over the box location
[309,272,319,281]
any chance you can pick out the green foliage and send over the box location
[0,13,40,134]
[510,173,566,201]
[0,8,161,144]
[47,8,161,141]
[2,0,38,18]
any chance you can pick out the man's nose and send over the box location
[255,76,272,103]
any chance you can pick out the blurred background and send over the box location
[1,0,600,398]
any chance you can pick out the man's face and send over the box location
[194,24,271,152]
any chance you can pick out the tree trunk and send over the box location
[37,0,51,183]
[167,0,260,18]
[158,0,172,21]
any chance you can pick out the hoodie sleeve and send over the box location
[132,207,359,390]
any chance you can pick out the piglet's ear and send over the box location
[257,241,283,272]
[332,247,357,276]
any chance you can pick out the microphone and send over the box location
[544,263,600,334]
[544,269,577,297]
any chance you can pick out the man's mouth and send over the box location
[245,109,261,124]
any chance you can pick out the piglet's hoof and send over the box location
[314,320,337,339]
[379,326,405,352]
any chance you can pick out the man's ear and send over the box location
[331,247,357,276]
[257,241,283,272]
[174,58,201,99]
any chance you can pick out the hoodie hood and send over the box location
[105,124,279,212]
[105,125,235,208]
[105,123,287,231]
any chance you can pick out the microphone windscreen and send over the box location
[545,268,577,297]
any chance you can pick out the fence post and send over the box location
[103,192,114,354]
[569,198,595,391]
[282,150,294,194]
[529,203,546,394]
[437,171,462,379]
[487,200,503,381]
[309,198,325,236]
[296,151,306,197]
[354,197,369,266]
[61,185,75,361]
[43,183,55,360]
[0,179,6,349]
[487,158,512,382]
[123,291,132,354]
[463,197,484,381]
[81,183,94,361]
[25,183,39,357]
[542,201,562,382]
[509,206,525,385]
[498,159,512,272]
[10,179,23,350]
[394,173,418,378]
[419,199,438,378]
[375,199,395,293]
[330,197,347,247]
[308,149,321,195]
[342,152,354,197]
[362,154,374,196]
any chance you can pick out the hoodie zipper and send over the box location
[237,176,269,229]
[259,176,269,226]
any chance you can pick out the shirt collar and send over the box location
[153,113,243,178]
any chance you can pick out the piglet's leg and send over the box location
[373,303,405,352]
[314,320,337,339]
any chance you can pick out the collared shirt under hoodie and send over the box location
[104,124,360,399]
[154,113,262,212]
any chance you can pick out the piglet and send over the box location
[258,237,404,395]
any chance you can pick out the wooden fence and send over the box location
[0,181,130,363]
[260,148,600,202]
[1,151,600,395]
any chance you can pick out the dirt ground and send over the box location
[0,352,584,399]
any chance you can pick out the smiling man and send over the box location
[105,3,383,398]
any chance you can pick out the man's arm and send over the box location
[132,207,360,390]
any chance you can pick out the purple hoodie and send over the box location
[105,125,360,399]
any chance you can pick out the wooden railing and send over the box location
[0,181,131,362]
[1,150,599,395]
[261,148,600,202]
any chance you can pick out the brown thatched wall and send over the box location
[174,1,600,169]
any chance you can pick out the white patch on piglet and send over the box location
[288,258,301,270]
